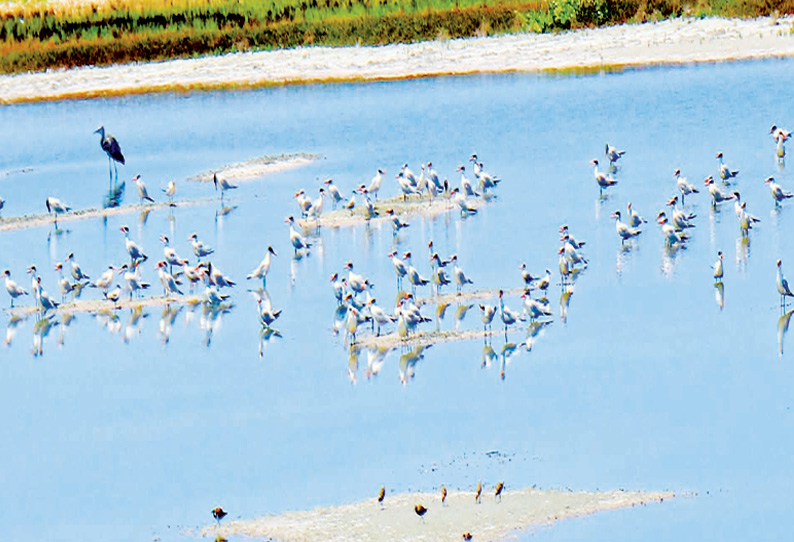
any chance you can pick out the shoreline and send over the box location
[0,16,792,104]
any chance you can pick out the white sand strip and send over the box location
[1,16,793,103]
[186,152,321,182]
[203,487,675,542]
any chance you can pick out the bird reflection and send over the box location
[138,208,151,227]
[735,235,750,272]
[348,344,360,384]
[5,314,26,346]
[365,345,391,378]
[714,282,725,311]
[200,302,232,347]
[660,242,685,277]
[559,288,573,324]
[778,309,794,356]
[399,345,431,384]
[332,304,347,335]
[259,326,282,359]
[123,306,148,343]
[95,309,122,334]
[499,341,521,380]
[454,303,473,331]
[57,312,76,346]
[32,314,58,356]
[159,303,183,344]
[435,301,450,330]
[615,243,633,276]
[482,341,498,368]
[525,320,552,351]
[103,181,125,209]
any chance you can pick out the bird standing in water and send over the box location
[211,507,227,525]
[94,126,125,182]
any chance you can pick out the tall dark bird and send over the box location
[94,126,125,181]
[211,507,227,525]
[414,503,428,518]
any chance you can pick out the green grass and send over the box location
[0,0,792,74]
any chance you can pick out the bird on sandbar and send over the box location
[414,503,428,518]
[441,484,447,505]
[45,196,71,226]
[163,179,177,207]
[475,482,482,504]
[94,126,125,181]
[494,482,504,502]
[378,486,385,507]
[213,172,238,201]
[462,533,473,541]
[211,507,227,525]
[131,174,154,204]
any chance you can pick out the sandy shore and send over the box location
[1,16,793,103]
[203,487,676,542]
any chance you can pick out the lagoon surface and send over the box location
[2,58,794,542]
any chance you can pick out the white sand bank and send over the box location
[1,16,793,103]
[204,487,676,542]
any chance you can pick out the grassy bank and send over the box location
[1,0,793,74]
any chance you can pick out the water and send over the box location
[1,58,794,542]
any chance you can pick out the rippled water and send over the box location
[2,58,794,542]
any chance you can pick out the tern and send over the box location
[522,292,552,321]
[561,234,588,266]
[54,262,75,302]
[3,269,28,307]
[705,176,736,206]
[426,162,443,195]
[771,125,791,142]
[65,252,90,282]
[35,276,59,312]
[323,178,344,208]
[403,252,430,292]
[675,169,699,203]
[738,201,760,235]
[498,289,524,329]
[432,267,451,292]
[713,251,724,282]
[121,261,150,299]
[764,176,793,205]
[188,232,214,260]
[386,208,409,234]
[537,269,552,295]
[160,235,189,274]
[285,216,311,254]
[388,250,408,287]
[612,210,642,244]
[716,152,739,182]
[479,303,496,331]
[157,261,183,296]
[450,188,478,216]
[656,211,689,245]
[519,263,537,288]
[559,225,586,249]
[366,298,396,336]
[45,196,71,226]
[120,225,148,263]
[94,126,125,180]
[257,297,282,328]
[590,159,617,193]
[306,187,326,220]
[627,202,647,227]
[458,165,480,197]
[162,179,176,206]
[345,261,370,294]
[294,189,312,217]
[91,266,116,297]
[778,259,794,307]
[450,254,473,292]
[213,172,237,201]
[368,169,385,199]
[330,273,346,304]
[247,246,277,285]
[605,143,625,164]
[207,262,236,289]
[666,196,696,230]
[131,174,154,204]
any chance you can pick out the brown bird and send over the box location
[214,536,228,542]
[495,482,504,502]
[475,482,482,504]
[211,507,227,525]
[441,484,447,506]
[414,503,428,518]
[378,486,385,507]
[463,533,473,541]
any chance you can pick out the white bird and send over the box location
[765,176,793,205]
[307,188,326,219]
[91,266,116,297]
[344,190,356,212]
[132,174,155,204]
[163,179,176,206]
[627,202,647,227]
[323,178,344,207]
[432,267,452,292]
[3,269,28,307]
[257,297,282,328]
[561,234,588,266]
[605,143,625,164]
[385,208,409,234]
[666,196,696,230]
[590,160,617,192]
[285,216,311,254]
[738,201,760,235]
[345,261,369,294]
[213,172,237,201]
[716,152,739,182]
[188,232,214,260]
[27,266,40,305]
[479,303,497,331]
[521,292,552,321]
[157,261,184,296]
[558,225,586,249]
[400,163,417,186]
[458,165,479,197]
[35,276,59,312]
[536,269,552,295]
[403,252,429,291]
[675,169,699,203]
[519,263,537,288]
[656,211,689,245]
[498,289,524,328]
[426,162,443,195]
[120,225,147,263]
[368,169,385,199]
[705,176,736,205]
[611,210,642,244]
[247,246,277,285]
[778,259,794,306]
[295,189,312,217]
[450,188,478,216]
[121,261,150,299]
[159,235,189,273]
[713,251,724,282]
[396,172,420,200]
[65,252,90,282]
[207,262,236,289]
[732,191,745,219]
[388,250,408,285]
[54,262,75,302]
[45,196,71,226]
[366,298,395,336]
[771,125,791,142]
[450,254,474,292]
[330,273,346,304]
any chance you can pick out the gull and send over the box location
[213,172,237,202]
[162,179,176,206]
[65,252,90,282]
[3,269,28,307]
[716,152,739,182]
[188,232,214,260]
[450,188,478,216]
[522,292,552,321]
[131,174,154,204]
[323,178,344,208]
[368,169,385,199]
[611,210,642,244]
[450,254,473,292]
[207,262,236,289]
[458,165,479,197]
[675,169,699,203]
[778,260,794,307]
[590,159,617,193]
[45,196,71,226]
[605,143,625,164]
[91,266,116,297]
[94,126,125,180]
[54,262,75,302]
[157,261,183,296]
[627,202,647,227]
[705,176,736,206]
[159,235,189,274]
[764,176,793,206]
[656,211,689,245]
[713,251,724,282]
[247,246,277,285]
[738,201,760,235]
[386,208,409,235]
[120,225,147,263]
[285,216,311,254]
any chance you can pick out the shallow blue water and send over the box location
[1,58,794,542]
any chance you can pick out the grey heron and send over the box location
[94,126,125,182]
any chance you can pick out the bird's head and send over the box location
[704,176,713,185]
[120,225,130,233]
[716,152,723,159]
[93,126,104,136]
[674,169,681,176]
[765,176,775,184]
[329,272,338,282]
[268,246,277,256]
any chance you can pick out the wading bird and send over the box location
[764,176,793,206]
[189,232,214,260]
[94,126,125,181]
[713,251,724,282]
[778,260,794,308]
[3,269,28,307]
[590,159,617,194]
[247,246,277,286]
[45,196,71,226]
